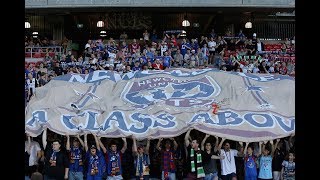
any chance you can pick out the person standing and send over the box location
[257,140,275,180]
[66,134,85,180]
[243,143,259,180]
[98,137,127,179]
[200,134,220,180]
[42,128,69,180]
[217,138,244,180]
[132,137,151,180]
[84,134,106,180]
[156,137,178,180]
[25,134,42,180]
[184,129,206,179]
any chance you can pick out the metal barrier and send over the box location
[25,46,63,59]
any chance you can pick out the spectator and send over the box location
[184,129,206,179]
[156,138,178,180]
[42,128,69,180]
[66,135,85,180]
[98,137,127,179]
[280,152,295,180]
[217,138,244,180]
[132,137,151,180]
[201,134,220,180]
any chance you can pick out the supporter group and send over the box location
[25,29,295,180]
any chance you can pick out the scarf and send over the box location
[190,148,205,178]
[107,151,122,176]
[162,150,175,180]
[70,147,83,170]
[90,155,99,175]
[135,153,150,178]
[50,150,58,166]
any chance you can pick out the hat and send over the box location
[253,33,257,37]
[90,145,97,149]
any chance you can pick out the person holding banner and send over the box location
[243,143,259,180]
[84,134,106,180]
[42,128,69,180]
[184,129,206,179]
[200,134,221,180]
[66,134,85,180]
[156,137,178,180]
[217,138,244,180]
[257,140,275,180]
[132,137,151,180]
[98,137,127,180]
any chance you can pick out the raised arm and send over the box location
[170,137,178,151]
[237,141,244,157]
[26,135,31,154]
[274,138,280,152]
[289,133,295,148]
[42,128,47,150]
[84,134,88,152]
[201,134,210,151]
[217,137,226,153]
[156,138,163,151]
[98,136,107,154]
[146,138,151,154]
[184,129,192,147]
[121,138,127,154]
[132,137,138,155]
[258,141,263,156]
[270,140,275,157]
[66,135,70,151]
[213,135,219,153]
[244,142,249,155]
[76,134,85,149]
[93,134,100,151]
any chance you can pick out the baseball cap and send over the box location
[90,145,97,149]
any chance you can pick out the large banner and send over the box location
[25,69,295,142]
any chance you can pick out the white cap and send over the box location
[253,33,257,37]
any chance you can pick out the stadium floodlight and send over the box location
[97,16,104,28]
[245,21,252,29]
[25,21,31,29]
[182,13,190,27]
[182,20,190,27]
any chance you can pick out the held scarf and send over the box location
[135,153,150,177]
[107,150,122,176]
[90,155,99,176]
[49,150,57,166]
[163,150,175,180]
[190,148,205,178]
[70,147,83,171]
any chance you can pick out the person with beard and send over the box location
[84,134,106,180]
[98,137,127,179]
[156,137,178,180]
[217,138,244,180]
[66,134,85,180]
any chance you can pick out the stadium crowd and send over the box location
[25,29,295,180]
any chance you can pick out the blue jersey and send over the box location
[86,150,106,177]
[163,56,171,67]
[244,155,257,178]
[69,147,84,172]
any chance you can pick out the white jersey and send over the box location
[220,149,238,175]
